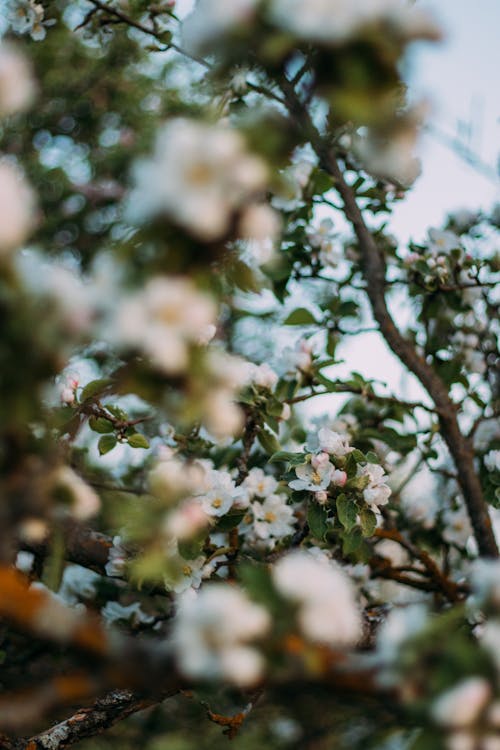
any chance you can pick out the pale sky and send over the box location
[392,0,500,241]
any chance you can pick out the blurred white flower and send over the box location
[110,276,217,375]
[203,388,245,439]
[272,550,361,646]
[0,161,36,253]
[428,228,461,255]
[432,677,491,729]
[164,500,211,541]
[247,362,279,390]
[173,584,270,686]
[484,450,500,474]
[442,505,472,548]
[129,119,268,241]
[243,467,279,498]
[54,466,100,520]
[105,536,127,578]
[0,42,36,116]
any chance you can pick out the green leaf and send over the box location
[359,507,377,537]
[80,378,113,402]
[350,448,365,462]
[88,416,114,434]
[98,434,117,455]
[269,451,305,466]
[283,307,318,325]
[257,429,280,455]
[215,509,246,532]
[127,433,150,449]
[336,494,357,532]
[342,527,363,556]
[307,502,329,541]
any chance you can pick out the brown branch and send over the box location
[374,529,466,602]
[83,0,210,68]
[20,522,113,577]
[321,152,498,557]
[1,688,175,750]
[277,76,497,557]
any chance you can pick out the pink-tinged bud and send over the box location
[166,500,211,540]
[280,403,291,421]
[311,452,330,469]
[60,387,75,405]
[405,252,420,265]
[315,491,328,505]
[332,470,347,487]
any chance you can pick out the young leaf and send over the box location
[283,307,318,325]
[127,433,150,449]
[336,494,357,532]
[307,502,329,541]
[98,434,117,456]
[359,507,377,537]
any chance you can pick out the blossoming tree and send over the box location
[0,1,499,749]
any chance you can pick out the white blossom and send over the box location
[165,500,211,541]
[166,555,206,594]
[442,505,472,548]
[0,42,36,116]
[428,228,461,255]
[239,202,282,249]
[356,463,391,508]
[149,452,209,502]
[197,469,246,517]
[203,388,245,438]
[246,362,279,391]
[0,161,36,253]
[281,339,314,377]
[7,0,49,41]
[105,536,128,578]
[272,550,361,646]
[243,467,279,498]
[129,119,268,241]
[173,584,270,686]
[58,565,99,606]
[431,677,491,729]
[54,466,100,520]
[289,460,335,492]
[251,493,295,541]
[317,427,352,457]
[110,276,216,375]
[484,450,500,474]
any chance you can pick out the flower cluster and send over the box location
[7,0,51,41]
[110,276,217,376]
[129,119,272,242]
[240,468,296,549]
[272,550,361,646]
[172,585,270,686]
